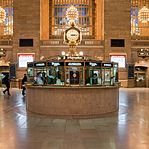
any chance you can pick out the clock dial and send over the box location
[66,29,79,42]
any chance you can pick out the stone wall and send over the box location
[13,0,40,78]
[104,0,131,87]
[104,0,131,61]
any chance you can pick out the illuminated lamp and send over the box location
[61,51,66,56]
[0,48,6,58]
[138,6,149,23]
[66,5,78,24]
[79,51,83,56]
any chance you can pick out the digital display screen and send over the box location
[19,39,33,47]
[111,39,125,47]
[18,53,35,68]
[111,55,126,68]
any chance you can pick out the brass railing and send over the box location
[131,40,149,48]
[0,35,13,46]
[0,40,13,46]
[41,39,104,47]
[131,35,149,40]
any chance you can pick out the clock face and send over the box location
[66,29,79,42]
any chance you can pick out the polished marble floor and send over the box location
[0,88,149,149]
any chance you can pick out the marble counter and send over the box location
[26,85,119,118]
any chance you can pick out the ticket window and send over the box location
[27,67,34,82]
[102,63,114,86]
[102,68,111,85]
[65,67,84,86]
[113,63,118,83]
[89,69,102,85]
[46,62,64,85]
[27,62,34,83]
[33,62,47,85]
[85,62,102,86]
[47,66,64,85]
[28,67,33,77]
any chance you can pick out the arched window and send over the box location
[0,0,13,40]
[131,0,149,39]
[49,0,95,38]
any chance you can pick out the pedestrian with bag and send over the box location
[22,74,27,96]
[3,74,11,96]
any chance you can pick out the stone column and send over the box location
[13,0,40,78]
[40,0,49,40]
[104,0,131,87]
[95,0,104,40]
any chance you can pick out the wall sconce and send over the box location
[0,48,6,58]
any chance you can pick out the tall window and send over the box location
[49,0,94,38]
[131,0,149,39]
[0,0,13,40]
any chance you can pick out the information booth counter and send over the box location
[26,58,119,118]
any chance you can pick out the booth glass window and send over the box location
[85,62,102,85]
[28,68,33,77]
[102,63,114,86]
[113,63,118,83]
[33,62,47,85]
[47,62,64,85]
[102,68,111,85]
[65,66,84,86]
[27,62,34,82]
[28,60,118,86]
[47,65,64,85]
[89,69,102,85]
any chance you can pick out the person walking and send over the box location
[22,74,27,96]
[3,74,11,96]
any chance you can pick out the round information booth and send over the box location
[26,56,119,118]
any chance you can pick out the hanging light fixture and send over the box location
[138,0,149,23]
[66,5,79,25]
[0,6,6,24]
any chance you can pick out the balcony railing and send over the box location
[131,35,149,40]
[0,40,13,46]
[41,39,104,47]
[0,35,13,46]
[131,40,149,48]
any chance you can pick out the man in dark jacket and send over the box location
[22,74,27,96]
[3,74,11,96]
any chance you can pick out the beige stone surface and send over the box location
[26,86,119,117]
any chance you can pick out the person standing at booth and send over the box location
[92,73,98,84]
[22,74,27,96]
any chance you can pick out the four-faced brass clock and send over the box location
[64,26,81,45]
[66,29,80,42]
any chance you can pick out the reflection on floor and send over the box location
[0,88,149,149]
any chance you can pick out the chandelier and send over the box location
[138,6,149,23]
[0,6,6,24]
[66,5,78,25]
